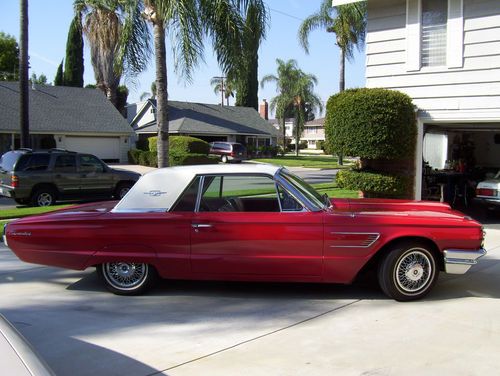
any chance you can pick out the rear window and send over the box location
[15,154,51,171]
[0,151,22,171]
[232,144,245,153]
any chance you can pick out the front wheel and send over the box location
[378,242,439,301]
[31,188,56,207]
[97,262,156,295]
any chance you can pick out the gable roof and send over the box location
[132,100,279,137]
[0,82,133,135]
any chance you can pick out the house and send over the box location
[336,0,500,199]
[127,99,279,148]
[0,82,133,163]
[269,117,325,149]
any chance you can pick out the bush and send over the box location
[316,140,325,151]
[299,140,308,150]
[325,88,416,160]
[148,135,210,154]
[135,139,149,151]
[336,169,411,198]
[128,149,142,164]
[170,153,218,166]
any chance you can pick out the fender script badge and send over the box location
[12,232,31,236]
[145,190,167,197]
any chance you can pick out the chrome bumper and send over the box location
[444,248,487,274]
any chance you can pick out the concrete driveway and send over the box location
[0,227,499,375]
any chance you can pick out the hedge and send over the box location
[336,169,411,198]
[128,149,218,167]
[148,135,210,154]
[325,88,416,160]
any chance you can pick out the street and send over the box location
[0,227,499,375]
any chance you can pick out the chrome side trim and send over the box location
[329,232,380,248]
[444,248,487,274]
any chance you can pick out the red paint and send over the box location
[6,197,483,285]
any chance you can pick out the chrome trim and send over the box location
[329,232,380,248]
[2,223,8,246]
[274,170,316,212]
[192,223,212,228]
[194,176,204,213]
[444,248,487,274]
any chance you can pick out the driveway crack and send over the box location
[145,299,362,376]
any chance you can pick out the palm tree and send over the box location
[19,0,30,148]
[210,76,236,106]
[74,0,150,107]
[142,0,247,167]
[261,59,300,150]
[289,71,323,156]
[298,0,366,92]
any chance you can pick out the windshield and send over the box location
[279,169,328,210]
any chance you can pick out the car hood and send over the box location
[330,198,480,225]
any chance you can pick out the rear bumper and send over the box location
[444,248,487,274]
[474,197,500,207]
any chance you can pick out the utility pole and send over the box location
[19,0,30,149]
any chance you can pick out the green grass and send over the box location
[312,183,358,199]
[0,204,72,220]
[251,156,351,169]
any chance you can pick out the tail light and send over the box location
[11,175,19,188]
[230,152,235,157]
[476,188,497,197]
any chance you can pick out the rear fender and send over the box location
[88,244,157,268]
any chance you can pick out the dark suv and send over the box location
[208,142,247,163]
[0,149,140,206]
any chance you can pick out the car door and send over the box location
[188,174,324,280]
[78,154,115,195]
[52,154,80,196]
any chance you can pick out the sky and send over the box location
[0,0,366,118]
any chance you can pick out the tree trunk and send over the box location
[19,0,30,149]
[338,48,345,165]
[282,116,286,151]
[339,47,345,92]
[153,22,169,168]
[294,117,299,157]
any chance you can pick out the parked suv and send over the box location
[0,149,140,206]
[208,142,247,163]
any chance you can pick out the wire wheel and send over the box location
[103,262,149,291]
[394,249,433,293]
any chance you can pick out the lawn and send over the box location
[250,155,350,169]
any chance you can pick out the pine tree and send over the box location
[54,60,64,86]
[63,16,84,87]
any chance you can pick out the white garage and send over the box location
[64,136,121,162]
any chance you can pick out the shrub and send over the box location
[325,88,416,160]
[336,169,411,198]
[128,149,142,164]
[170,153,218,166]
[148,135,210,154]
[316,140,325,151]
[135,139,149,151]
[299,140,308,150]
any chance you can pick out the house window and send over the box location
[421,0,447,67]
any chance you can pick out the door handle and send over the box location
[192,223,212,229]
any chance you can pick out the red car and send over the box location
[4,164,486,301]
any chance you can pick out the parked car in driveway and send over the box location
[4,164,486,301]
[0,314,54,376]
[475,170,500,213]
[0,149,140,206]
[208,142,247,163]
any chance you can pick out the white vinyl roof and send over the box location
[112,163,282,212]
[331,0,363,5]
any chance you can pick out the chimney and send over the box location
[259,99,268,120]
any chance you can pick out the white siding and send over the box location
[366,0,500,116]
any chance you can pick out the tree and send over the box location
[210,76,235,106]
[232,0,268,110]
[139,81,157,101]
[298,0,366,92]
[75,0,150,107]
[116,85,129,117]
[54,60,64,85]
[142,0,246,167]
[0,32,19,81]
[19,0,30,148]
[261,59,300,150]
[289,71,323,156]
[30,73,48,85]
[64,15,84,87]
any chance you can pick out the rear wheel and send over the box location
[97,262,156,295]
[31,188,56,207]
[221,155,228,163]
[114,182,133,199]
[378,242,439,301]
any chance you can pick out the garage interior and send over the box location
[422,123,500,210]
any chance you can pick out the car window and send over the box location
[277,184,303,211]
[171,177,201,212]
[15,154,50,171]
[199,175,280,212]
[232,144,246,153]
[0,152,21,171]
[54,155,76,173]
[79,155,105,173]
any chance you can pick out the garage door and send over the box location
[65,136,121,161]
